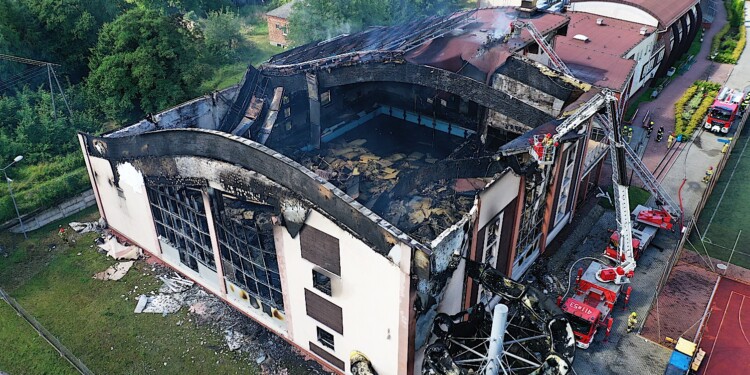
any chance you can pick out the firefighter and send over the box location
[627,125,634,141]
[655,127,664,142]
[667,133,675,149]
[627,312,638,333]
[646,121,654,138]
[57,225,68,244]
[703,166,714,183]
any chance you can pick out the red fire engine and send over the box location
[705,87,745,134]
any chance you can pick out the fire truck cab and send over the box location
[562,262,622,349]
[705,87,745,134]
[604,205,665,262]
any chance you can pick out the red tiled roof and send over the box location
[555,12,654,91]
[571,0,699,27]
[406,8,569,78]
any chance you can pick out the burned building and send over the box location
[79,7,611,375]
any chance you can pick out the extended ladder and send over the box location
[595,114,682,220]
[512,21,574,77]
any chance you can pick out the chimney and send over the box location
[640,26,648,35]
[596,18,605,25]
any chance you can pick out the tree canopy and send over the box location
[86,7,207,121]
[287,0,466,45]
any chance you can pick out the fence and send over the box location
[644,92,750,326]
[0,287,93,375]
[6,189,96,234]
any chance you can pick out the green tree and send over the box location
[202,9,243,61]
[25,0,124,80]
[287,0,466,45]
[86,8,208,122]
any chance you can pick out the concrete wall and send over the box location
[108,87,238,138]
[8,189,96,233]
[568,2,659,27]
[279,209,411,374]
[85,156,160,253]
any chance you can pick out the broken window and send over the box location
[312,269,332,296]
[317,327,335,350]
[147,184,215,272]
[320,91,331,106]
[215,194,284,311]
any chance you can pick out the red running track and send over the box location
[698,278,750,375]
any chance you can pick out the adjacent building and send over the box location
[80,6,613,375]
[267,0,297,47]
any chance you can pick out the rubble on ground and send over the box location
[93,261,134,281]
[98,234,142,260]
[69,218,106,234]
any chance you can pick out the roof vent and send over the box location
[573,34,590,42]
[596,18,605,25]
[640,26,648,35]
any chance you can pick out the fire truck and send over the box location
[604,204,672,263]
[705,87,745,134]
[528,90,677,349]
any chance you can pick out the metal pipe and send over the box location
[485,304,509,375]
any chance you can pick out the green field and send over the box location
[0,301,77,374]
[0,207,262,375]
[688,123,750,269]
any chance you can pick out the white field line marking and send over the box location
[703,134,750,239]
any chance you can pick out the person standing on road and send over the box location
[656,127,664,142]
[627,312,638,333]
[667,133,675,149]
[646,121,654,138]
[703,166,714,183]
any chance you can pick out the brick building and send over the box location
[267,0,297,47]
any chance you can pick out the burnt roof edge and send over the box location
[79,128,430,257]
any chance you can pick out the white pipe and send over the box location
[485,304,509,375]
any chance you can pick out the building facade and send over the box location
[267,0,297,47]
[80,7,611,374]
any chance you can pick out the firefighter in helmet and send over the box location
[627,312,638,333]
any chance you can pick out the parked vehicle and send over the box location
[705,87,745,134]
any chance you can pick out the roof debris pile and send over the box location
[126,266,325,373]
[301,137,444,205]
[386,180,480,242]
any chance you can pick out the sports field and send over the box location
[697,277,750,375]
[689,123,750,270]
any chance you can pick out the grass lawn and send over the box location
[688,123,750,269]
[199,5,283,93]
[0,302,77,375]
[0,207,262,375]
[599,186,652,212]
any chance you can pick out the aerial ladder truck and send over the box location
[506,22,682,349]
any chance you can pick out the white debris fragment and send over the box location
[133,293,184,314]
[98,235,143,260]
[69,221,103,234]
[225,330,246,351]
[134,295,149,313]
[93,261,135,281]
[158,275,194,293]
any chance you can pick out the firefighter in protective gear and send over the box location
[627,312,638,333]
[703,166,714,183]
[656,127,664,142]
[646,121,654,138]
[667,133,675,149]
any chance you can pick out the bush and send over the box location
[732,25,746,62]
[713,24,731,54]
[684,91,718,137]
[675,86,698,134]
[0,167,90,223]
